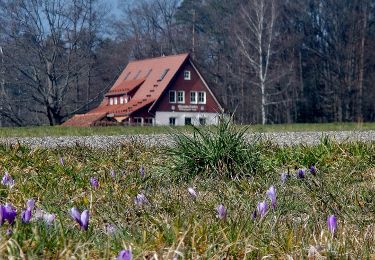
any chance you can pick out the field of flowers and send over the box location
[0,130,374,258]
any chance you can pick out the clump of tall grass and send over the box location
[165,115,261,180]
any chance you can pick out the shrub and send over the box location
[165,115,261,180]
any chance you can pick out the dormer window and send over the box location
[124,72,131,80]
[109,97,114,105]
[113,97,118,105]
[158,68,169,81]
[134,70,141,79]
[120,96,124,104]
[184,70,191,80]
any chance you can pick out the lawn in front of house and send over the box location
[0,138,374,258]
[0,121,375,137]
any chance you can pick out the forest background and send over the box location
[0,0,374,126]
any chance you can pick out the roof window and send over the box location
[134,70,141,79]
[158,68,169,81]
[124,72,131,80]
[145,69,152,78]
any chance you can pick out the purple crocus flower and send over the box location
[297,168,306,179]
[71,208,89,230]
[0,203,17,225]
[21,208,32,223]
[26,199,35,210]
[43,213,56,225]
[90,177,99,188]
[327,215,337,234]
[266,186,277,209]
[257,200,268,218]
[134,193,148,206]
[310,165,317,176]
[188,187,197,198]
[216,204,227,220]
[117,249,132,260]
[105,223,116,235]
[280,172,289,184]
[60,157,64,166]
[139,166,145,178]
[1,172,14,187]
[110,169,116,178]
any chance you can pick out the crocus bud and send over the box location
[27,199,35,210]
[257,201,268,218]
[139,166,145,178]
[134,193,148,206]
[71,207,89,230]
[21,208,32,223]
[266,186,276,209]
[188,187,197,198]
[280,172,289,184]
[1,172,14,187]
[327,215,337,234]
[297,168,305,179]
[216,204,227,220]
[90,177,99,188]
[117,249,132,260]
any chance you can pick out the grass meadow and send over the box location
[1,121,375,137]
[0,123,374,258]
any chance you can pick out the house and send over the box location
[63,53,223,126]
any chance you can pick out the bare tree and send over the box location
[235,0,277,125]
[0,0,107,125]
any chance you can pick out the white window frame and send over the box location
[169,90,176,103]
[177,91,185,104]
[184,70,191,80]
[190,91,197,104]
[198,91,206,104]
[113,97,118,105]
[119,96,124,104]
[109,97,114,105]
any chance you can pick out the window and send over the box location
[113,97,118,105]
[185,117,192,125]
[198,91,206,104]
[124,72,131,80]
[177,91,185,103]
[109,97,113,105]
[184,70,191,80]
[120,96,124,104]
[158,68,169,81]
[190,91,197,104]
[134,70,141,79]
[169,117,176,126]
[145,69,152,78]
[169,91,176,103]
[133,117,142,125]
[199,117,206,125]
[144,118,153,125]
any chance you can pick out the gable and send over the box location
[151,59,222,113]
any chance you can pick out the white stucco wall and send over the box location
[154,111,219,126]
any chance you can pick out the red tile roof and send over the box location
[63,53,190,126]
[62,113,106,127]
[105,78,145,96]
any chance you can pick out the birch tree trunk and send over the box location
[236,0,276,125]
